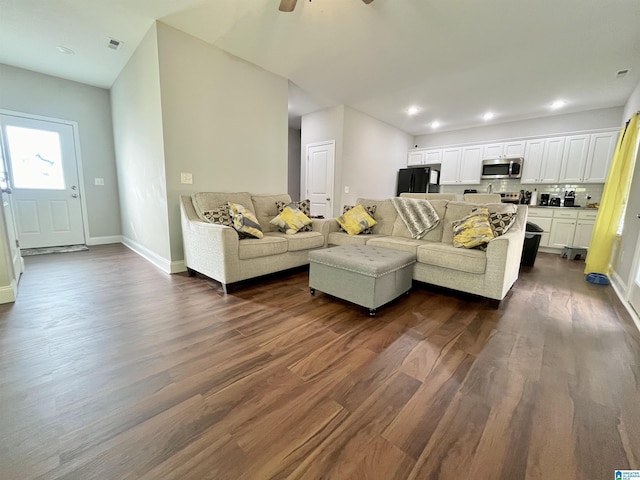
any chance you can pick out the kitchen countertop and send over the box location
[526,205,598,210]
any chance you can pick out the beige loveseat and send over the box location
[180,192,331,293]
[327,196,527,301]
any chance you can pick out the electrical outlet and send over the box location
[180,172,193,185]
[94,178,104,186]
[344,186,350,193]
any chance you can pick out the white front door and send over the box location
[0,114,85,249]
[306,141,335,218]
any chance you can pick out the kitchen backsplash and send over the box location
[440,179,604,206]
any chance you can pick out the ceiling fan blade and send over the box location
[279,0,297,12]
[362,0,375,4]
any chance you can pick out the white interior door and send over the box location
[0,114,85,249]
[629,233,640,317]
[306,141,335,218]
[0,144,23,288]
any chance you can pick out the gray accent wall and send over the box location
[0,64,121,240]
[288,128,301,201]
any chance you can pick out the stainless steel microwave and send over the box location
[481,158,523,179]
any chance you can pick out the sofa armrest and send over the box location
[326,219,341,233]
[485,225,526,296]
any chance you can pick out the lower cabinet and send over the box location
[528,207,598,252]
[549,218,577,248]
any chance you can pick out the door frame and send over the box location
[0,109,90,247]
[304,140,335,217]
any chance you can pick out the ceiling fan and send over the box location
[279,0,374,13]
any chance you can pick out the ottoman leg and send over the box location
[369,308,376,317]
[310,287,315,295]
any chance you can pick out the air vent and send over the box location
[107,38,123,51]
[616,69,630,78]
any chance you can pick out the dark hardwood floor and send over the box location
[1,244,639,479]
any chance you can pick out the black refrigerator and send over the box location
[396,167,439,196]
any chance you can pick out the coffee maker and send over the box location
[539,193,550,206]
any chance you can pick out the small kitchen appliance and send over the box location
[549,197,561,207]
[539,194,550,206]
[564,190,576,207]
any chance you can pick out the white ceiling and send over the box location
[1,0,639,135]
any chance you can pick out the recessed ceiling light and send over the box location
[550,99,566,110]
[407,106,420,116]
[55,45,75,55]
[482,111,495,121]
[431,121,441,129]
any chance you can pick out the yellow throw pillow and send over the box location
[452,207,494,248]
[228,202,263,239]
[336,204,377,235]
[270,205,312,234]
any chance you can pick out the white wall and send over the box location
[622,81,640,123]
[111,24,172,266]
[414,107,623,148]
[0,64,121,241]
[301,106,344,217]
[341,107,413,205]
[156,22,289,261]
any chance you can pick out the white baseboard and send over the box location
[170,260,186,274]
[121,237,172,274]
[0,280,18,304]
[86,235,123,246]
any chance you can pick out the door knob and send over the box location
[1,187,12,194]
[637,214,640,219]
[72,193,79,198]
[71,185,77,190]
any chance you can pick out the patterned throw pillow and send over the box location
[340,205,377,234]
[488,212,516,237]
[270,205,312,234]
[336,204,377,235]
[228,202,263,239]
[452,207,494,248]
[202,204,234,227]
[275,200,313,232]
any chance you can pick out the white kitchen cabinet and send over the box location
[423,148,443,165]
[482,141,525,160]
[407,150,424,166]
[572,210,598,248]
[522,137,564,183]
[550,217,578,249]
[440,147,462,185]
[584,132,617,183]
[459,145,483,184]
[528,208,552,247]
[559,134,590,183]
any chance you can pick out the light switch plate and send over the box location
[180,172,193,185]
[94,178,104,186]
[344,186,350,193]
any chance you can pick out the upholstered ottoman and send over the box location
[308,245,416,316]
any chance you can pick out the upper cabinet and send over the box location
[584,131,618,183]
[440,146,482,185]
[482,141,525,160]
[559,134,590,183]
[407,148,443,166]
[521,137,564,183]
[407,150,424,166]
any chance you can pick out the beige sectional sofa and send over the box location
[327,196,527,301]
[180,192,331,293]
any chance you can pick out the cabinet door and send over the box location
[584,132,617,183]
[522,139,544,183]
[423,148,443,165]
[440,148,461,185]
[560,135,590,182]
[459,145,483,184]
[483,143,503,160]
[549,218,577,248]
[573,220,595,248]
[540,137,564,183]
[407,150,424,166]
[503,141,526,158]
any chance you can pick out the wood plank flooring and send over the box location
[1,244,639,479]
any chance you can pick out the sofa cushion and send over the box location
[202,204,234,227]
[487,211,517,237]
[442,202,516,244]
[270,205,312,234]
[238,236,288,260]
[417,243,487,274]
[265,231,325,252]
[391,199,449,242]
[328,232,387,246]
[229,202,264,239]
[356,198,398,236]
[192,192,254,221]
[251,194,292,232]
[275,199,313,232]
[337,205,377,235]
[366,236,431,255]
